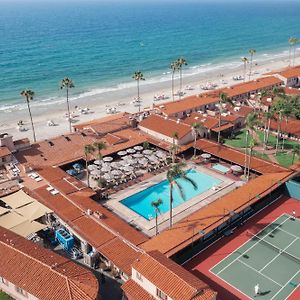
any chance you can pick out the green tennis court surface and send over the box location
[210,214,300,300]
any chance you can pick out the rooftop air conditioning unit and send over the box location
[87,209,93,216]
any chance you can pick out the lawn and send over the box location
[252,150,270,161]
[0,291,13,300]
[256,130,299,150]
[224,130,251,148]
[275,152,300,167]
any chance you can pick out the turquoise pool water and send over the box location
[212,164,230,174]
[121,169,221,220]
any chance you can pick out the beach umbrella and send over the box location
[143,149,153,155]
[93,159,102,165]
[155,151,166,158]
[117,150,127,156]
[121,155,132,160]
[103,156,113,162]
[201,153,211,159]
[103,174,112,181]
[148,155,158,161]
[126,148,136,154]
[139,158,148,165]
[90,170,99,176]
[126,159,137,165]
[110,162,120,168]
[134,145,143,151]
[231,165,243,172]
[133,153,143,158]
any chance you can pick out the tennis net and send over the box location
[247,230,300,264]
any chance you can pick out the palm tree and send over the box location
[288,37,294,67]
[241,57,248,82]
[20,89,36,142]
[170,61,179,101]
[263,110,275,149]
[217,92,232,143]
[191,122,204,157]
[244,112,260,178]
[151,198,163,235]
[289,37,299,67]
[93,141,106,188]
[167,162,197,228]
[60,77,75,133]
[84,144,95,187]
[132,71,145,112]
[246,138,256,180]
[176,57,187,99]
[292,144,300,165]
[171,131,179,163]
[248,49,256,81]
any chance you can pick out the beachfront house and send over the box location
[271,66,300,87]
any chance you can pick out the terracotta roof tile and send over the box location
[211,123,234,132]
[122,279,155,300]
[139,114,192,139]
[269,117,300,137]
[182,113,219,130]
[141,171,294,256]
[0,226,99,300]
[195,139,287,174]
[131,251,217,300]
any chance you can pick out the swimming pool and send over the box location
[120,169,221,220]
[212,164,230,174]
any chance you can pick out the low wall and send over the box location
[285,180,300,201]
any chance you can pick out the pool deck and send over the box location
[104,163,241,236]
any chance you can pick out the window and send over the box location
[136,272,143,282]
[156,288,168,300]
[0,277,8,285]
[15,286,28,297]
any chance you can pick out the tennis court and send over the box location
[210,214,300,299]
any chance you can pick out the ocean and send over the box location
[0,0,300,112]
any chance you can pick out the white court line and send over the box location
[270,268,300,300]
[277,226,300,240]
[216,215,290,275]
[210,213,287,274]
[259,238,298,273]
[237,259,283,287]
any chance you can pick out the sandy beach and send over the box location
[1,52,299,142]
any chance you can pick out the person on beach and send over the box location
[254,283,260,297]
[292,210,296,220]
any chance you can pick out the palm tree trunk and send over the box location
[243,62,246,82]
[172,71,175,101]
[66,88,72,133]
[193,135,197,157]
[247,147,253,180]
[179,68,182,100]
[244,130,249,177]
[26,98,36,142]
[289,44,292,67]
[265,118,271,148]
[218,102,221,143]
[275,113,282,154]
[281,118,288,151]
[293,46,296,67]
[137,80,141,113]
[249,54,253,81]
[169,185,173,228]
[155,211,158,235]
[263,120,267,148]
[85,154,90,187]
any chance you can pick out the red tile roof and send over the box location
[139,114,192,139]
[0,146,11,158]
[269,117,300,137]
[211,123,234,132]
[130,251,217,300]
[141,171,294,256]
[284,87,300,95]
[155,94,218,116]
[195,139,288,174]
[182,113,219,130]
[278,66,300,79]
[122,279,155,300]
[0,226,99,300]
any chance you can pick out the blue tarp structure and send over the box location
[55,228,74,251]
[73,163,83,170]
[66,169,77,176]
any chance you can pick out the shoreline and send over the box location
[1,51,299,142]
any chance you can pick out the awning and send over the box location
[0,212,26,229]
[0,207,9,216]
[15,201,52,221]
[10,220,47,238]
[0,190,34,209]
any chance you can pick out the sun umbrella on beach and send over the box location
[117,150,127,156]
[134,145,143,151]
[103,156,113,162]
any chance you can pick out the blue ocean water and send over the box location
[0,0,300,110]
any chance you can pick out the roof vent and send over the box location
[176,119,180,124]
[87,209,93,216]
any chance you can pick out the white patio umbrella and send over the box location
[111,170,122,176]
[110,162,121,169]
[201,153,211,159]
[93,159,102,165]
[123,166,134,172]
[133,153,143,158]
[126,148,136,154]
[231,165,243,172]
[143,149,153,155]
[155,151,167,158]
[140,158,148,165]
[103,174,112,181]
[134,145,143,151]
[117,150,127,156]
[101,165,112,172]
[121,155,132,160]
[90,170,99,176]
[88,165,97,171]
[126,159,137,165]
[103,156,113,162]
